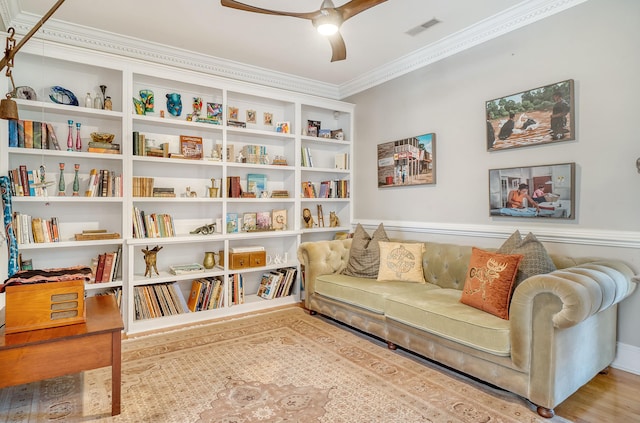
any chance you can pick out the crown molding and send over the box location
[338,0,589,98]
[0,0,587,101]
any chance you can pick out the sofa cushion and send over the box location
[377,241,425,283]
[315,273,438,314]
[497,230,556,286]
[460,248,523,319]
[385,289,512,356]
[342,223,388,279]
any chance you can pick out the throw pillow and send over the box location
[460,247,523,319]
[377,241,425,283]
[497,230,556,286]
[342,223,389,278]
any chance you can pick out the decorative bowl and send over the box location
[90,132,115,143]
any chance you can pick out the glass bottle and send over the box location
[57,163,65,196]
[94,93,103,109]
[72,164,80,196]
[75,122,82,151]
[66,119,74,151]
[84,92,92,108]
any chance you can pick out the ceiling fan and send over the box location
[220,0,387,62]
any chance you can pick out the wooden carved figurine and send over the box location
[303,208,314,228]
[329,211,340,227]
[142,245,163,277]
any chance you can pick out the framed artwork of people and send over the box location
[486,79,575,151]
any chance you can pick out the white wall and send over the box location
[346,0,640,353]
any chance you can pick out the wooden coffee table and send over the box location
[0,294,124,416]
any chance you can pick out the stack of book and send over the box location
[88,141,121,154]
[257,267,297,299]
[85,169,123,197]
[133,283,187,320]
[92,247,122,283]
[8,120,60,150]
[75,229,121,241]
[132,207,176,238]
[186,277,224,311]
[11,213,60,244]
[152,187,176,197]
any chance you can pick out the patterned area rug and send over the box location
[0,307,572,422]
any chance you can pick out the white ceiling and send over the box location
[0,0,586,99]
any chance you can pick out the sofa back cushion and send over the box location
[422,242,474,290]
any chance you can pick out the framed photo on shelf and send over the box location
[242,212,257,231]
[179,135,203,160]
[488,162,575,219]
[271,209,287,230]
[307,120,321,137]
[377,133,435,188]
[228,106,239,121]
[207,102,223,123]
[246,109,257,124]
[275,122,290,134]
[263,112,273,126]
[256,211,271,230]
[486,79,575,151]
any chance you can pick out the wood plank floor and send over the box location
[555,368,640,422]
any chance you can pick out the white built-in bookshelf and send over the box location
[0,41,353,333]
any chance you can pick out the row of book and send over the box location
[301,179,350,198]
[257,267,297,299]
[7,165,46,197]
[132,206,176,238]
[85,169,123,197]
[186,277,224,312]
[229,273,244,305]
[132,177,176,198]
[12,213,60,244]
[134,282,187,320]
[8,119,61,150]
[132,132,170,157]
[90,247,122,283]
[301,147,314,167]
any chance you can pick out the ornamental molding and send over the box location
[0,0,586,100]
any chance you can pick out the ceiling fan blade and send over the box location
[337,0,388,21]
[328,32,347,62]
[220,0,319,20]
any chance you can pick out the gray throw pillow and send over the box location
[497,230,556,286]
[342,223,389,278]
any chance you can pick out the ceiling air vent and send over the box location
[406,18,441,36]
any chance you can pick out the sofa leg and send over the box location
[308,310,317,316]
[599,366,610,375]
[387,342,397,350]
[536,406,555,418]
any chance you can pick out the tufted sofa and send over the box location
[297,238,637,417]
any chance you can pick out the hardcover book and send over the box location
[179,135,203,159]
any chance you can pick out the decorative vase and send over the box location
[84,92,92,108]
[139,89,154,112]
[72,164,80,196]
[166,93,182,116]
[57,163,65,196]
[100,85,107,109]
[75,122,82,151]
[66,120,74,151]
[203,251,216,269]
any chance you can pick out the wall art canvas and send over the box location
[377,133,435,188]
[488,162,575,219]
[486,79,574,151]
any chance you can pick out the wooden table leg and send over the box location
[111,331,122,416]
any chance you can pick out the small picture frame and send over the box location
[228,106,239,121]
[275,122,290,134]
[207,102,223,123]
[307,120,321,137]
[246,109,257,124]
[263,112,273,126]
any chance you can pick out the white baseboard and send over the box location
[612,342,640,375]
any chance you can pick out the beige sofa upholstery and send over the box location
[297,238,637,417]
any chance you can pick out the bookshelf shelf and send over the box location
[2,44,353,334]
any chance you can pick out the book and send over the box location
[187,279,205,312]
[180,135,203,159]
[230,245,264,253]
[8,120,17,147]
[226,213,238,233]
[74,231,121,241]
[242,212,257,231]
[247,173,267,196]
[169,263,205,275]
[272,209,287,230]
[256,211,271,230]
[227,176,242,198]
[46,123,61,150]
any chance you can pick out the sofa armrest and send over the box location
[509,260,636,370]
[297,239,352,308]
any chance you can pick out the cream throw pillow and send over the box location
[377,241,425,283]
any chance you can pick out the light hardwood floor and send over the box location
[555,368,640,422]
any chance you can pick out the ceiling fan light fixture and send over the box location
[316,22,340,35]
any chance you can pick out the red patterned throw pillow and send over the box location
[460,247,523,319]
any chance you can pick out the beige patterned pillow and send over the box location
[377,241,425,283]
[497,230,556,286]
[342,223,389,278]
